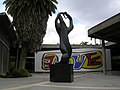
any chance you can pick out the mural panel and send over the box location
[41,51,103,70]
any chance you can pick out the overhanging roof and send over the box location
[88,13,120,43]
[40,44,101,51]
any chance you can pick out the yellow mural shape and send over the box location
[82,51,103,69]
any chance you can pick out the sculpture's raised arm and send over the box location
[55,13,65,36]
[64,12,74,34]
[55,13,61,29]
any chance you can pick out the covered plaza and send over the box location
[88,13,120,74]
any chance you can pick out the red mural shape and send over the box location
[85,52,102,66]
[42,53,58,70]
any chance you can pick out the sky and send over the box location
[0,0,120,44]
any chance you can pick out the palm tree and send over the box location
[3,0,58,68]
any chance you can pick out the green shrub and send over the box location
[10,68,32,77]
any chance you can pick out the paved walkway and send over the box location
[0,71,120,90]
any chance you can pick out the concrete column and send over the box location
[102,40,107,75]
[1,45,4,74]
[94,38,96,45]
[16,48,19,68]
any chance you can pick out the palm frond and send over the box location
[3,0,58,51]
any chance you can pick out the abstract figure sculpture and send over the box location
[50,12,74,82]
[55,12,74,64]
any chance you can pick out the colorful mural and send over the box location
[41,51,103,70]
[41,53,59,70]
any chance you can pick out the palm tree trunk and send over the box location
[19,46,27,69]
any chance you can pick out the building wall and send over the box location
[0,27,10,75]
[35,48,111,72]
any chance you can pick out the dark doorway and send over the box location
[111,46,120,71]
[25,53,35,72]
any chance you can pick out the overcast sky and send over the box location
[0,0,120,44]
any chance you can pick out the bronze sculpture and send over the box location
[50,12,74,82]
[55,12,74,64]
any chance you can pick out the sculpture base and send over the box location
[50,64,73,82]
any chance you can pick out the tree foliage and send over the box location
[3,0,58,52]
[80,41,88,45]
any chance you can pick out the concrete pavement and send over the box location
[0,71,120,90]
